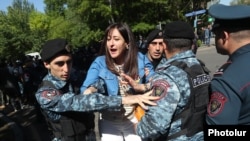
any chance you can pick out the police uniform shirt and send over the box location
[35,72,122,121]
[206,44,250,125]
[136,50,204,141]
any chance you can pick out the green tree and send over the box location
[0,0,35,60]
[231,0,250,5]
[28,11,50,52]
[0,0,211,57]
[44,0,67,17]
[65,0,200,42]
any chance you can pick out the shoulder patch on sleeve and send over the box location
[42,89,61,100]
[152,79,169,100]
[207,92,227,117]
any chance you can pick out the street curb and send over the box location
[197,44,215,51]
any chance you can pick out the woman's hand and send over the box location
[144,67,149,77]
[120,73,147,93]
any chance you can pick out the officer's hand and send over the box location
[83,87,97,95]
[122,90,159,110]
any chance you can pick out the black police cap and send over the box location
[208,4,250,31]
[40,38,71,62]
[163,21,195,39]
[146,29,163,44]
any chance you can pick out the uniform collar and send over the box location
[229,43,250,61]
[44,72,68,89]
[158,50,195,67]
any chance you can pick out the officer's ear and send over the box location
[222,31,228,38]
[44,62,50,69]
[221,31,230,44]
[223,31,230,39]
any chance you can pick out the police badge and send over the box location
[208,92,227,117]
[152,79,169,100]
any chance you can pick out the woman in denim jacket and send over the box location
[80,23,154,141]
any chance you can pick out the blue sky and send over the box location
[220,0,231,5]
[0,0,231,12]
[0,0,45,12]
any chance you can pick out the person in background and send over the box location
[201,27,206,44]
[204,26,211,47]
[0,59,24,111]
[137,35,146,54]
[144,29,165,70]
[131,29,165,123]
[122,21,211,141]
[206,4,250,125]
[35,38,158,141]
[192,32,199,54]
[81,22,154,141]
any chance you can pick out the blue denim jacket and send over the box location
[80,52,154,96]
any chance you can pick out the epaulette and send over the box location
[213,61,232,77]
[155,64,171,71]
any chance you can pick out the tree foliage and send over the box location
[230,0,250,5]
[0,0,35,60]
[0,0,212,60]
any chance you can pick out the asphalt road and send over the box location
[196,39,228,75]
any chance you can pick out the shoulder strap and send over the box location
[213,61,231,77]
[197,59,210,74]
[170,61,188,70]
[39,80,56,89]
[39,80,74,94]
[170,59,210,75]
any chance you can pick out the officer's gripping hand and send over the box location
[122,90,159,110]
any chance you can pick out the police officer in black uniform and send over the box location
[206,4,250,125]
[35,38,158,141]
[144,29,165,70]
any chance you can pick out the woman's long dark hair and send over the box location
[99,22,139,79]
